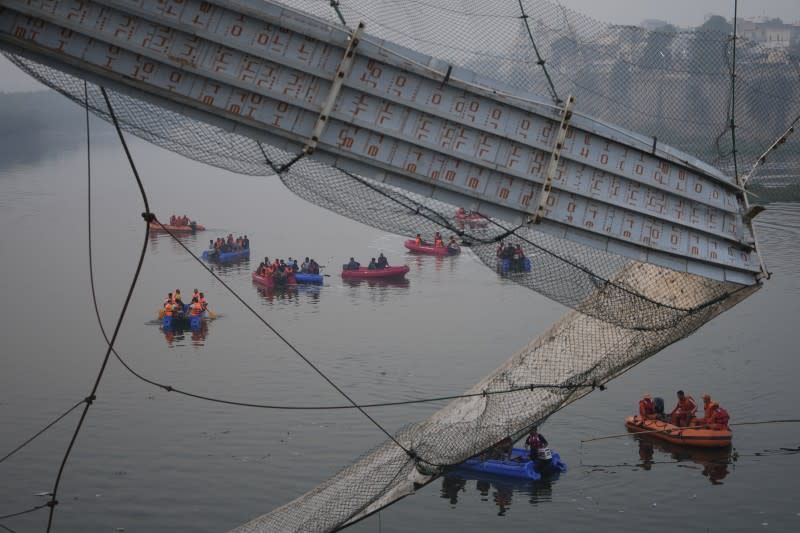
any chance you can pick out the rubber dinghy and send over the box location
[162,304,204,330]
[403,240,460,256]
[341,265,410,280]
[149,221,205,233]
[202,248,250,262]
[454,447,567,480]
[454,208,488,227]
[294,273,324,284]
[625,416,732,448]
[252,272,298,289]
[497,257,532,272]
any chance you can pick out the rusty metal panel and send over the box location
[0,0,762,281]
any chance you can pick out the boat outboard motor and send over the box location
[535,447,555,475]
[653,397,666,421]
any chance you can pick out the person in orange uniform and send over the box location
[669,390,697,427]
[707,401,731,430]
[639,392,657,420]
[198,292,208,311]
[163,300,174,317]
[189,297,204,317]
[415,233,423,246]
[692,393,714,426]
[434,232,444,248]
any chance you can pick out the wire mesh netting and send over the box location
[3,0,798,530]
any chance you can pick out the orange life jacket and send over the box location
[164,302,174,317]
[677,396,697,414]
[434,238,444,247]
[415,237,422,245]
[190,302,203,316]
[285,266,293,274]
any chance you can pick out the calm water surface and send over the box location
[1,120,799,532]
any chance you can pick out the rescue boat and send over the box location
[497,257,532,272]
[294,272,324,284]
[252,271,298,289]
[455,447,567,480]
[454,208,489,227]
[403,239,460,256]
[202,247,250,262]
[149,221,205,233]
[625,416,732,448]
[161,304,204,330]
[341,265,410,280]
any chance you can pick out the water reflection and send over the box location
[148,231,202,254]
[206,257,251,276]
[254,283,322,306]
[441,470,560,514]
[407,253,457,272]
[341,277,411,289]
[159,319,210,348]
[633,435,735,485]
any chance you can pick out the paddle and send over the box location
[204,306,217,320]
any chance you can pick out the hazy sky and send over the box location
[1,0,798,92]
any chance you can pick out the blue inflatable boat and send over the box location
[455,447,566,480]
[162,303,204,330]
[497,257,531,273]
[294,272,324,284]
[201,248,250,262]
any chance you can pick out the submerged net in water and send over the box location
[3,0,799,530]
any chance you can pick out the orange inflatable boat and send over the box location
[625,416,732,448]
[149,221,205,233]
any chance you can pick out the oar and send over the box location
[204,306,217,320]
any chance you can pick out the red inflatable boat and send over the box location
[403,240,460,256]
[341,265,410,280]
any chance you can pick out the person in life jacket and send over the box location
[692,393,715,426]
[415,233,423,246]
[670,390,697,427]
[707,401,730,430]
[639,392,657,420]
[198,292,207,311]
[189,297,204,316]
[163,292,174,307]
[448,236,459,249]
[525,427,549,461]
[434,232,444,247]
[174,289,183,308]
[163,300,174,317]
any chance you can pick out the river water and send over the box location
[1,107,799,532]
